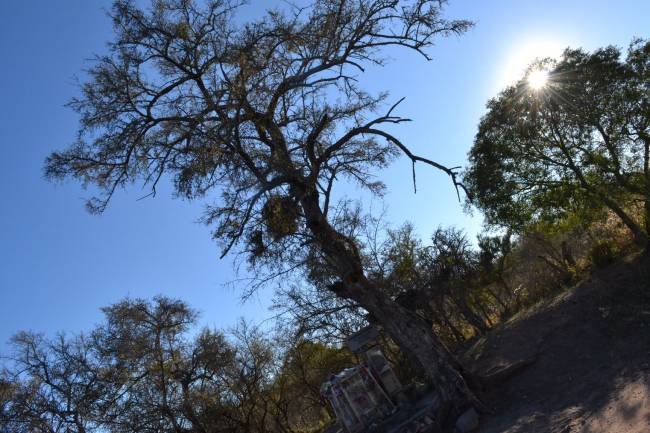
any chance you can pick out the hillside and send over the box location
[461,252,650,433]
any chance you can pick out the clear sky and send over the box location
[1,0,649,348]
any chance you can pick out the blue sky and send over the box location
[1,0,649,348]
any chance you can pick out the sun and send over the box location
[527,69,549,90]
[498,38,564,89]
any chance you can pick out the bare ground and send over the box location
[461,253,650,433]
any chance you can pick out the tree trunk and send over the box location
[451,295,489,335]
[598,193,647,247]
[351,279,483,415]
[297,187,484,419]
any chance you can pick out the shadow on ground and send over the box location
[461,253,650,433]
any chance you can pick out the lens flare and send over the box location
[527,69,549,90]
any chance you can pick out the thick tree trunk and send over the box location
[297,187,483,420]
[350,280,484,416]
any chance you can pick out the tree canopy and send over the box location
[465,39,650,246]
[45,0,483,414]
[45,0,470,263]
[0,297,353,433]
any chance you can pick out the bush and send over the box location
[589,239,619,268]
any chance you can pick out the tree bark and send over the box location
[351,281,484,415]
[297,186,483,418]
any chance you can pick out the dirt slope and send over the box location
[461,253,650,433]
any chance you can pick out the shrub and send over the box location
[589,239,620,268]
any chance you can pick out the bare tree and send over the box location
[1,297,346,433]
[45,0,481,413]
[2,332,108,433]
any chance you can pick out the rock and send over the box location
[455,407,479,433]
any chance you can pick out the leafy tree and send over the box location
[1,297,352,433]
[45,0,482,412]
[271,340,354,431]
[383,226,490,335]
[465,40,650,247]
[2,298,239,433]
[477,232,514,314]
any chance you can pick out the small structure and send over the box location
[321,326,403,432]
[321,366,395,432]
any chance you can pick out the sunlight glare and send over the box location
[499,38,564,90]
[527,69,549,90]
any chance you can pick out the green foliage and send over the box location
[465,39,650,246]
[368,224,496,343]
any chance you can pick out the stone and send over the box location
[455,407,479,433]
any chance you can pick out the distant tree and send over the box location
[363,224,491,341]
[271,340,354,431]
[45,0,482,412]
[1,297,352,433]
[465,39,650,247]
[2,297,239,433]
[477,232,515,315]
[1,332,108,433]
[93,297,237,433]
[425,227,491,333]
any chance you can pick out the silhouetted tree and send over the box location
[45,0,481,413]
[1,297,351,433]
[465,40,650,247]
[2,332,109,433]
[477,232,514,315]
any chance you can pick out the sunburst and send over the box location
[527,69,549,90]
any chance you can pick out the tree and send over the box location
[465,40,650,247]
[271,340,354,431]
[374,225,490,338]
[2,332,109,433]
[1,298,238,433]
[93,297,237,433]
[477,232,514,315]
[45,0,482,414]
[1,297,348,433]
